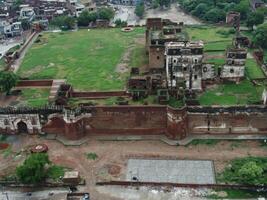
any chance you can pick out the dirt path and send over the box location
[1,135,266,200]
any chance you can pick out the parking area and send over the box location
[126,159,215,184]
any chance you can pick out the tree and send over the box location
[234,0,250,20]
[51,15,76,30]
[0,71,18,95]
[191,3,209,18]
[246,11,264,30]
[77,10,97,26]
[135,3,145,18]
[114,19,127,27]
[157,0,171,8]
[204,8,226,23]
[16,153,50,184]
[98,7,114,20]
[253,23,267,48]
[238,161,263,185]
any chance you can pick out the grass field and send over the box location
[198,80,264,106]
[187,25,233,42]
[18,28,145,91]
[245,58,265,79]
[17,88,50,107]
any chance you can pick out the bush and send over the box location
[47,165,64,181]
[86,152,98,160]
[253,23,267,48]
[16,153,50,184]
[115,19,127,27]
[219,157,267,185]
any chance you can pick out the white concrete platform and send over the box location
[126,159,215,184]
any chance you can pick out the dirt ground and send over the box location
[0,135,266,200]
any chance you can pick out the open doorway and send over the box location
[17,121,28,133]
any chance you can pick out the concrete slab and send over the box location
[126,159,215,184]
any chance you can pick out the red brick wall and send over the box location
[17,80,53,87]
[71,91,129,98]
[149,46,165,69]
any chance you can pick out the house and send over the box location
[19,6,36,22]
[250,0,265,11]
[4,22,23,37]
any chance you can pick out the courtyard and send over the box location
[10,22,266,107]
[18,28,146,91]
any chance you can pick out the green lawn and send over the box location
[198,80,264,106]
[18,28,145,91]
[129,44,148,68]
[0,58,5,71]
[204,41,232,52]
[245,58,265,79]
[19,88,50,107]
[187,25,233,42]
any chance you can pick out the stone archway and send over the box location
[17,121,28,133]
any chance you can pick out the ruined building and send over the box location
[221,47,247,82]
[165,41,205,91]
[146,18,186,70]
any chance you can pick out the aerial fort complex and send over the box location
[0,18,267,142]
[0,0,267,197]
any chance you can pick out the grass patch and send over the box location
[204,41,232,52]
[47,165,64,181]
[198,80,264,105]
[18,28,145,91]
[85,152,98,160]
[168,97,184,108]
[208,189,266,199]
[187,25,233,42]
[1,146,12,158]
[129,44,148,68]
[245,58,265,79]
[19,88,50,107]
[0,58,6,71]
[187,139,221,146]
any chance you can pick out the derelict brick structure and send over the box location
[1,105,267,140]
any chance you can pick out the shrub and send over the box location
[86,152,98,160]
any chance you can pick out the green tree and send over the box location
[253,23,267,48]
[135,3,145,18]
[77,10,97,26]
[157,0,171,8]
[238,161,264,185]
[191,3,209,18]
[16,153,50,184]
[51,15,75,30]
[234,0,250,20]
[246,11,264,29]
[114,19,127,27]
[0,71,18,95]
[98,7,114,20]
[204,8,226,23]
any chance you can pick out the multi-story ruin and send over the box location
[165,41,204,90]
[146,18,186,70]
[221,47,247,82]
